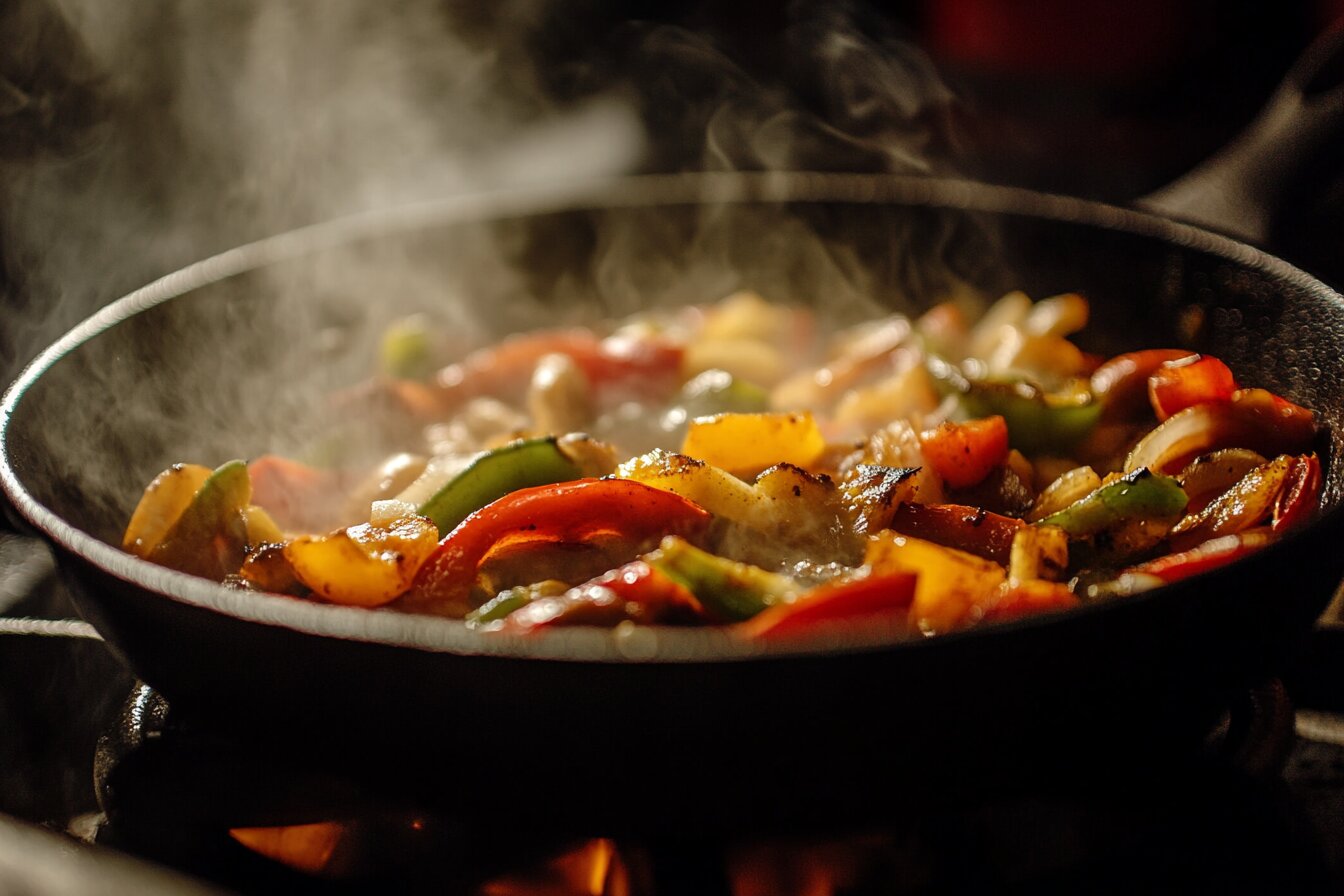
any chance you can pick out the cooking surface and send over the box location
[3,531,1344,892]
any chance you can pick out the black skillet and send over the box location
[3,30,1344,835]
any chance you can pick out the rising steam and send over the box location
[1,0,984,535]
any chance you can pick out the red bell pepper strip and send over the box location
[1091,349,1196,421]
[1272,454,1322,533]
[737,572,918,640]
[982,580,1080,623]
[888,502,1026,566]
[1123,529,1276,584]
[917,416,1009,489]
[403,478,712,617]
[1148,354,1239,421]
[499,560,705,633]
[434,329,683,407]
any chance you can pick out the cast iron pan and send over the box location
[3,33,1344,834]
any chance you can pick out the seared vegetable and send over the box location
[284,514,439,607]
[122,288,1328,643]
[123,463,212,557]
[647,536,797,621]
[1169,455,1294,550]
[680,411,826,476]
[1038,468,1187,536]
[888,502,1026,566]
[927,356,1101,455]
[499,561,704,632]
[866,532,1007,634]
[148,460,251,580]
[1037,467,1188,564]
[404,478,712,618]
[1125,529,1276,583]
[1124,388,1316,474]
[1090,349,1194,420]
[737,572,917,640]
[416,437,582,537]
[917,416,1009,489]
[1148,354,1238,421]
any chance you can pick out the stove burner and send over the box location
[87,680,1340,894]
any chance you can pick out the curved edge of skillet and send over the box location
[5,174,1344,828]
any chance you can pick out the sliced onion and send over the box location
[1170,456,1293,550]
[1177,448,1267,509]
[1027,466,1102,522]
[1123,390,1316,475]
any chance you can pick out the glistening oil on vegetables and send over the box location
[122,290,1323,642]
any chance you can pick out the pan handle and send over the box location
[1138,22,1344,246]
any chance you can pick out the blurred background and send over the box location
[3,0,1343,386]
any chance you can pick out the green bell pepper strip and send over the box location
[926,355,1102,454]
[149,459,251,580]
[417,437,582,537]
[1037,467,1188,537]
[646,536,796,621]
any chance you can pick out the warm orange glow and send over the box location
[229,821,346,874]
[729,840,869,896]
[479,838,628,896]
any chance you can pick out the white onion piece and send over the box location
[1124,390,1316,475]
[1027,466,1103,522]
[1124,404,1222,474]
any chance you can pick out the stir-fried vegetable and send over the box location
[415,436,582,537]
[403,478,713,618]
[121,289,1328,642]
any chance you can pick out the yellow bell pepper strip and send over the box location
[888,502,1026,566]
[123,463,212,557]
[1273,454,1322,533]
[1124,388,1317,474]
[496,561,706,633]
[917,416,1009,489]
[865,532,1006,634]
[283,514,439,607]
[1123,528,1276,584]
[680,411,826,476]
[646,536,797,622]
[926,356,1101,454]
[403,479,712,619]
[145,460,251,581]
[416,437,582,538]
[737,572,918,641]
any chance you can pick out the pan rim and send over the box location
[3,170,1343,664]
